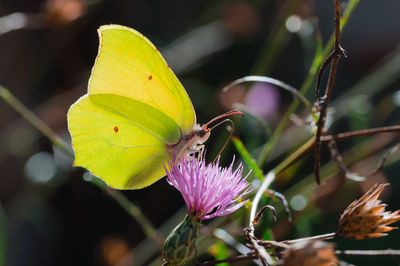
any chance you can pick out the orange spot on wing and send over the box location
[114,126,119,133]
[148,74,152,80]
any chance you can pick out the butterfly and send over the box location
[67,25,242,190]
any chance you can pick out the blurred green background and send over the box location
[0,0,399,265]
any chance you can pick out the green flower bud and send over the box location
[163,215,201,265]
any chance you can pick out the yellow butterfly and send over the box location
[67,25,241,190]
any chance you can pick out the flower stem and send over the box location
[249,171,276,227]
[282,232,337,244]
[106,188,164,245]
[246,171,276,265]
[272,136,316,175]
[251,0,303,75]
[0,85,74,158]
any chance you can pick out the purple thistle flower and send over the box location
[165,156,250,220]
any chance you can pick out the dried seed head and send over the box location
[338,183,400,240]
[280,240,338,266]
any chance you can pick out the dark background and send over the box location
[0,0,399,265]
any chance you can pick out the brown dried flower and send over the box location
[338,183,400,240]
[280,240,338,266]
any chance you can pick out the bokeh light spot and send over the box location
[251,179,261,190]
[24,152,57,183]
[244,83,280,118]
[286,15,302,33]
[299,20,314,36]
[393,90,400,106]
[290,194,307,211]
[0,12,27,34]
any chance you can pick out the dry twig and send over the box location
[328,140,399,181]
[314,0,346,184]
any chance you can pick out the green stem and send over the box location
[0,85,74,158]
[106,189,164,245]
[256,101,300,166]
[272,136,315,175]
[251,0,302,75]
[256,0,361,167]
[0,85,163,247]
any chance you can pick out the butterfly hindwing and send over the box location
[68,95,173,189]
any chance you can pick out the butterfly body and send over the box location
[167,124,211,161]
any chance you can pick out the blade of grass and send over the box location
[0,86,74,158]
[232,136,264,182]
[251,0,303,75]
[256,31,322,167]
[272,136,315,175]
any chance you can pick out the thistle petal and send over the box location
[165,155,250,220]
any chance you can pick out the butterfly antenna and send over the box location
[203,109,244,129]
[211,118,234,164]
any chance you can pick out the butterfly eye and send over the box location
[198,129,209,138]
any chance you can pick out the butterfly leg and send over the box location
[186,144,205,159]
[197,144,205,159]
